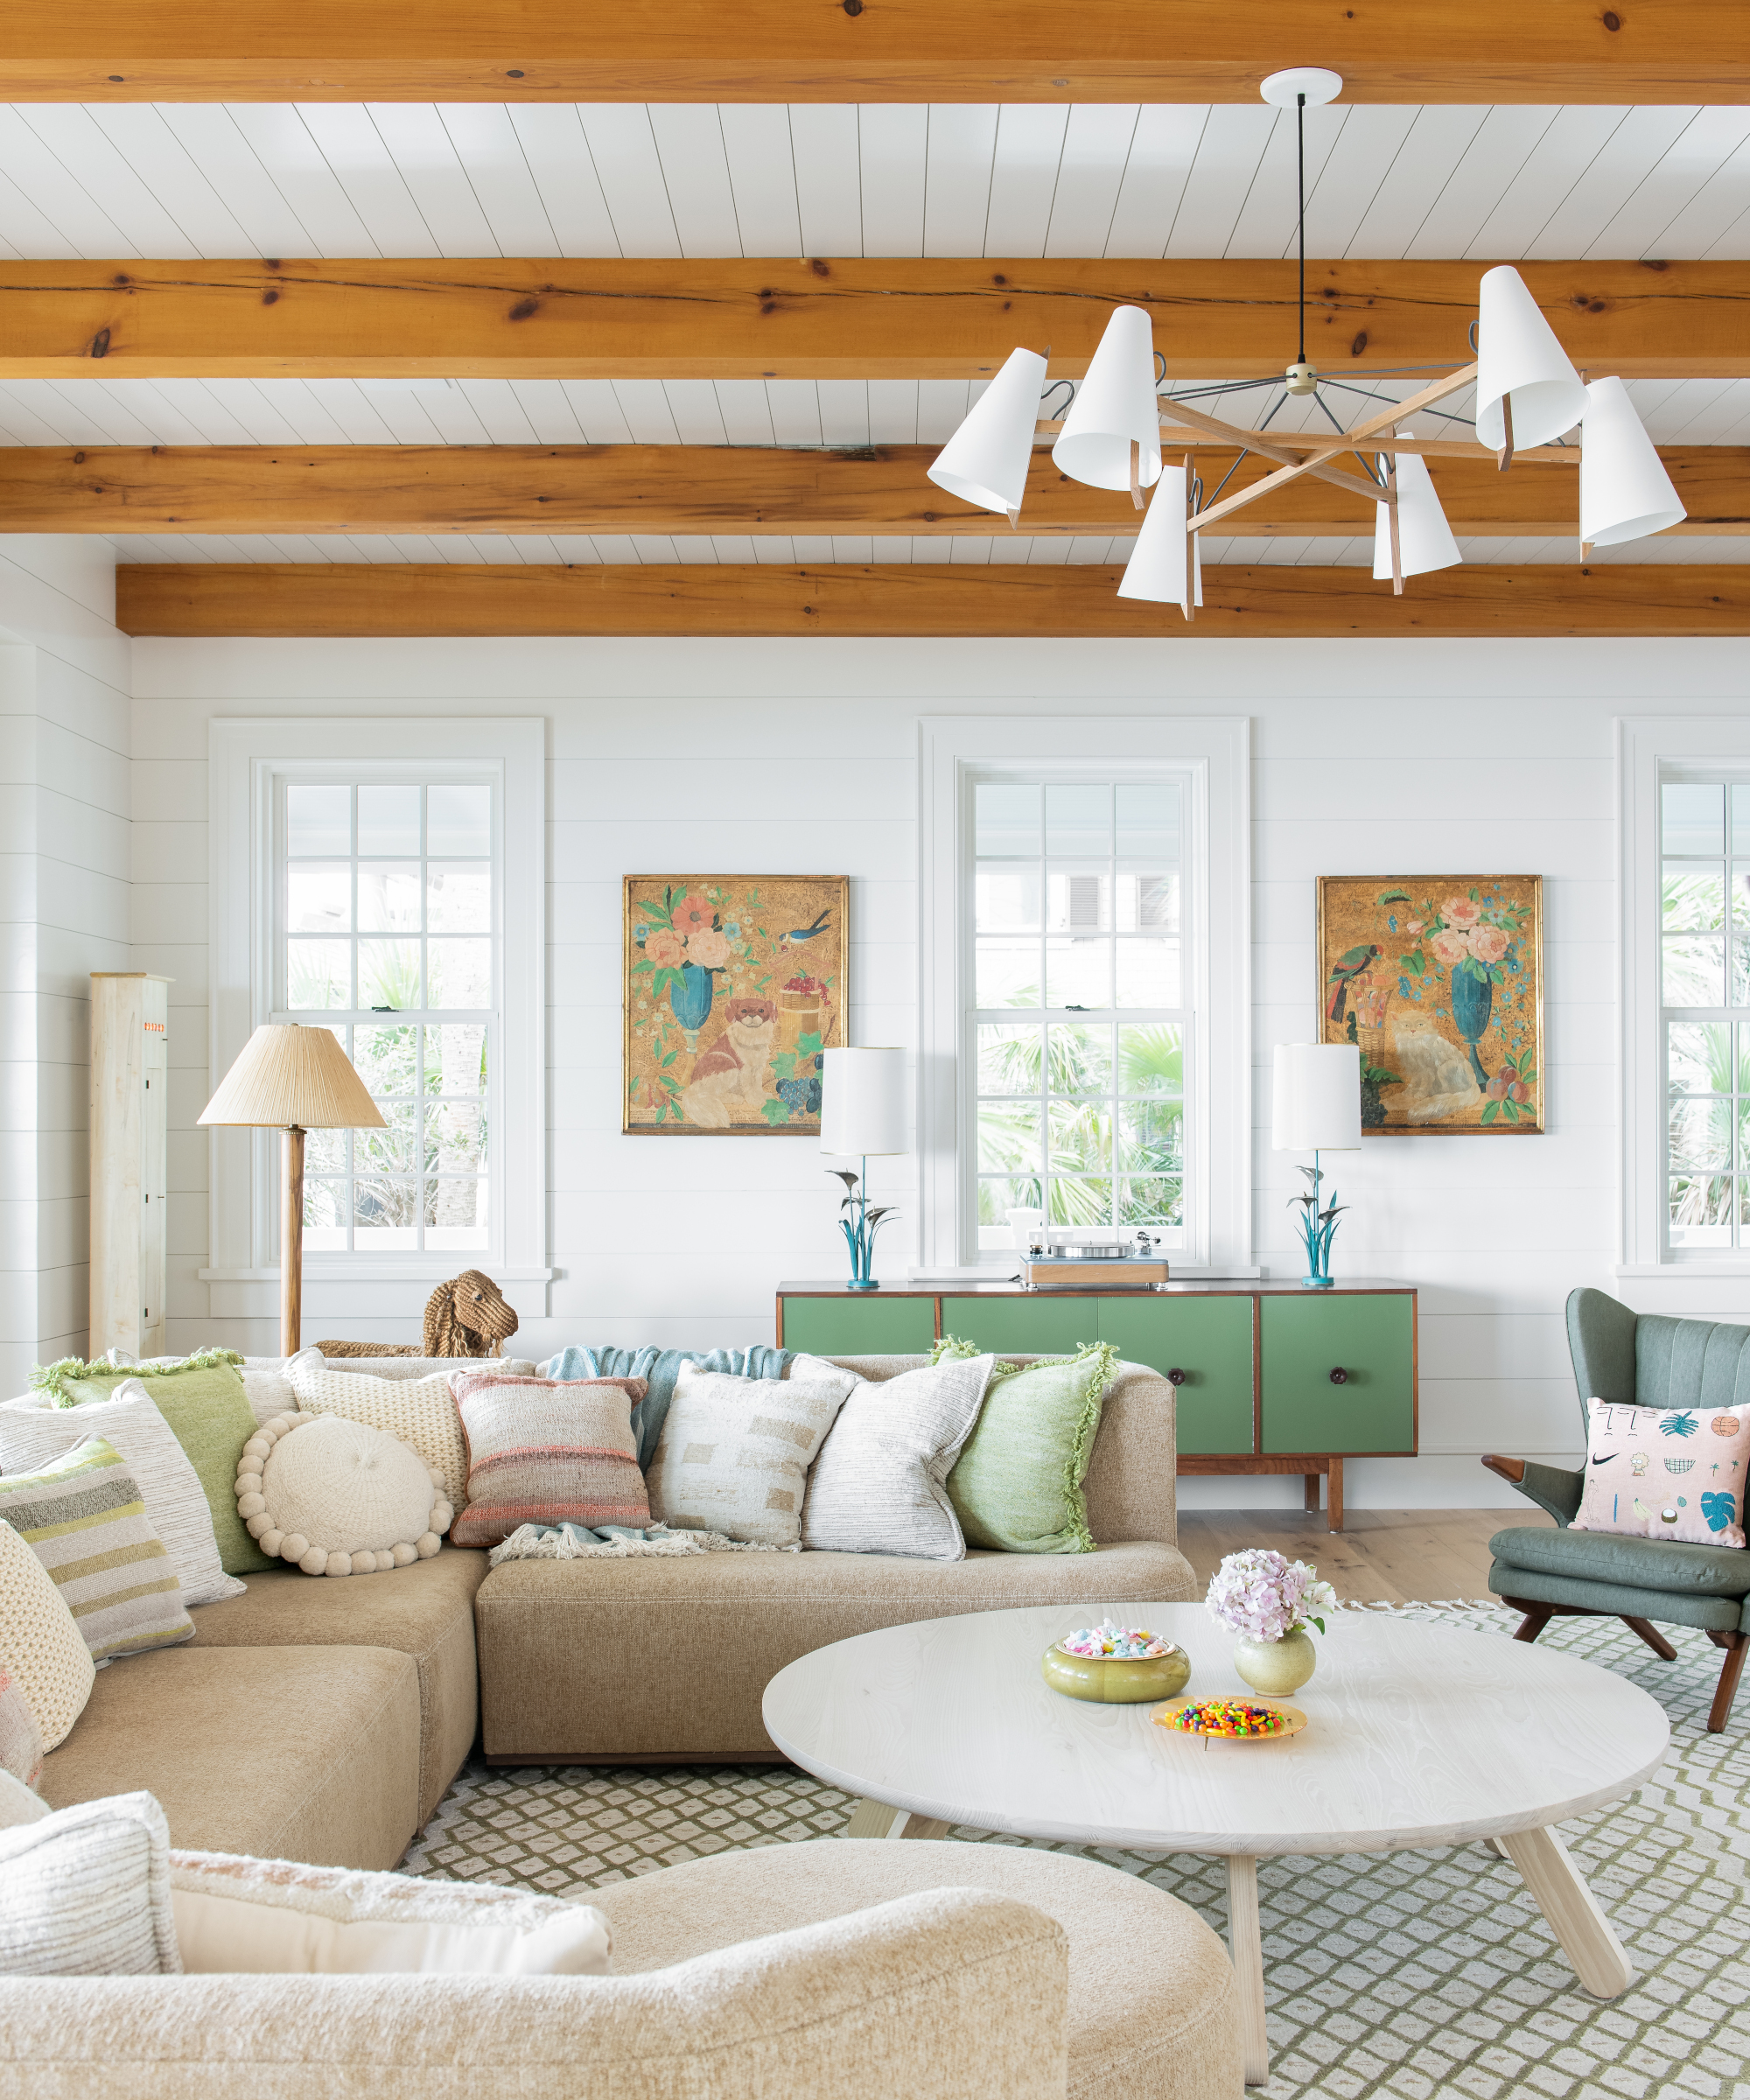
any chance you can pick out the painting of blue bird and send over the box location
[1325,944,1381,1024]
[783,909,833,947]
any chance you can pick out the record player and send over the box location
[1016,1236,1169,1292]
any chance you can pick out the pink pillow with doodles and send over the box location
[1571,1398,1748,1548]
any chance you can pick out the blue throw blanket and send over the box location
[539,1344,792,1474]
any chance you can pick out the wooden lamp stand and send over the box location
[280,1125,305,1355]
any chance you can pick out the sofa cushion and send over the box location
[187,1551,488,1825]
[945,1345,1114,1555]
[595,1838,1242,2100]
[449,1372,650,1547]
[648,1362,855,1547]
[1491,1523,1750,1595]
[1488,1558,1745,1634]
[476,1537,1197,1761]
[38,1647,422,1871]
[802,1354,995,1561]
[290,1362,472,1511]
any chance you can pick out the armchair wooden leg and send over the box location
[1510,1605,1555,1645]
[1620,1617,1679,1662]
[1704,1630,1748,1733]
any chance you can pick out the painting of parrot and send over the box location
[1326,944,1381,1024]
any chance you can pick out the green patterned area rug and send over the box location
[403,1602,1747,2099]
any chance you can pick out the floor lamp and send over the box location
[199,1023,386,1354]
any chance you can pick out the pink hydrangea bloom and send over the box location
[1205,1549,1337,1642]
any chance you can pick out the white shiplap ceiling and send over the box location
[4,100,1747,566]
[3,102,1750,262]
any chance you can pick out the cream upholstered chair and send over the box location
[0,1840,1242,2099]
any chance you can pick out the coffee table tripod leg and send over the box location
[843,1797,950,1842]
[1497,1825,1634,1998]
[1224,1855,1270,2085]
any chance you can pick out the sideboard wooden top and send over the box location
[777,1278,1417,1297]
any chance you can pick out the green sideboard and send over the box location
[775,1279,1418,1532]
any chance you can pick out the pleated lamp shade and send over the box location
[927,347,1049,517]
[1271,1043,1362,1152]
[1052,306,1164,494]
[199,1024,386,1130]
[1579,376,1686,547]
[1373,439,1462,580]
[1116,470,1202,608]
[819,1046,907,1158]
[1474,265,1587,452]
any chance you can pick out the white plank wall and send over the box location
[0,536,133,1390]
[124,628,1750,1508]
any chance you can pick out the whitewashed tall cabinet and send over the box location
[89,974,171,1360]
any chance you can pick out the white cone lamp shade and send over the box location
[1271,1043,1362,1152]
[1474,265,1587,452]
[1579,375,1686,547]
[927,347,1049,518]
[1116,471,1203,608]
[820,1046,907,1158]
[1052,306,1163,494]
[1373,438,1462,580]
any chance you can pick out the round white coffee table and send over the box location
[763,1602,1670,2085]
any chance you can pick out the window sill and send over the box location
[1614,1263,1750,1280]
[200,1264,556,1284]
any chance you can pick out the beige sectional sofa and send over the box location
[35,1354,1192,1866]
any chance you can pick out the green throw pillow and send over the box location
[29,1351,270,1576]
[941,1338,1116,1554]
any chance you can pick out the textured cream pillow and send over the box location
[289,1362,469,1509]
[171,1852,612,1975]
[802,1354,997,1561]
[239,1413,452,1579]
[0,1518,94,1753]
[648,1363,857,1547]
[0,1789,180,1977]
[0,1672,43,1790]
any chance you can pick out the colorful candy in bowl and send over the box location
[1040,1620,1191,1704]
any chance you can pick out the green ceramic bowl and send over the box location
[1040,1640,1191,1704]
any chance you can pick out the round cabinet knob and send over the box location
[1166,1368,1187,1387]
[1328,1367,1348,1385]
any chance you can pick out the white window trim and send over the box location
[919,715,1252,1278]
[1617,712,1750,1280]
[200,718,550,1298]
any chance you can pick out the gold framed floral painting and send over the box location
[1316,877,1544,1135]
[623,875,848,1134]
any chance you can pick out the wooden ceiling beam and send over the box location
[2,1,1743,103]
[116,562,1750,640]
[11,444,1746,540]
[2,259,1745,382]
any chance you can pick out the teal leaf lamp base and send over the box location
[1293,1151,1344,1291]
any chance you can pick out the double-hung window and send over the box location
[204,718,546,1304]
[277,780,495,1254]
[1660,777,1750,1254]
[920,717,1251,1278]
[971,780,1186,1250]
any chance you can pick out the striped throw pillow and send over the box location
[0,1438,195,1662]
[448,1374,648,1548]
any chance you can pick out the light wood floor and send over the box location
[1175,1508,1555,1606]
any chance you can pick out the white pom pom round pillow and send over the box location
[235,1414,452,1578]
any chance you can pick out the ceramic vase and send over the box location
[668,962,716,1050]
[1450,962,1494,1091]
[1231,1627,1317,1698]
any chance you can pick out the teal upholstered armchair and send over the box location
[1484,1287,1750,1733]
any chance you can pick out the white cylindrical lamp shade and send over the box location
[1373,440,1462,580]
[819,1046,908,1157]
[1579,375,1685,547]
[926,347,1050,518]
[1116,468,1202,608]
[1474,265,1587,452]
[1051,306,1163,494]
[1271,1043,1362,1152]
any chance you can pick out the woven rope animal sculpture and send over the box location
[317,1270,520,1360]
